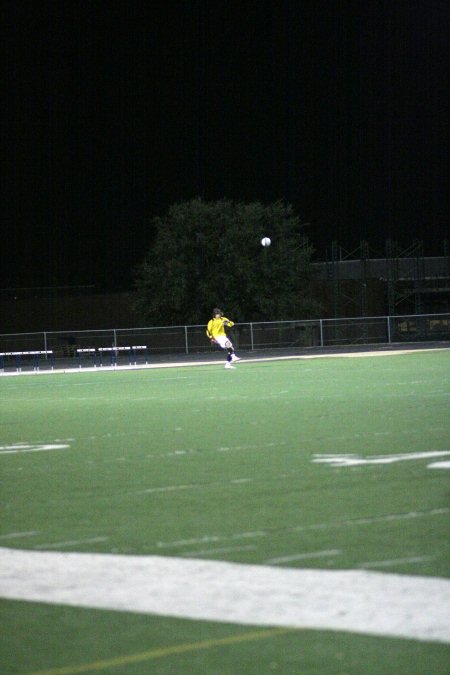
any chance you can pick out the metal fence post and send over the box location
[250,322,254,350]
[387,315,391,344]
[185,326,189,354]
[319,319,324,347]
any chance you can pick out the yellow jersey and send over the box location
[206,316,234,340]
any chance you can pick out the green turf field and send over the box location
[1,350,449,674]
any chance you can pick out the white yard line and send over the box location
[136,484,196,495]
[232,531,266,540]
[215,441,283,453]
[34,537,108,549]
[163,431,449,461]
[359,556,434,569]
[0,531,40,540]
[301,508,449,529]
[181,545,257,557]
[135,477,254,495]
[154,508,449,550]
[156,535,223,549]
[313,450,450,467]
[135,473,313,498]
[0,442,71,455]
[428,461,450,469]
[1,547,449,644]
[265,550,342,565]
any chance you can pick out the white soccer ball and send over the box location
[261,237,271,247]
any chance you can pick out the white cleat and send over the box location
[225,362,236,369]
[231,355,241,362]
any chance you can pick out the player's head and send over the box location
[213,308,223,318]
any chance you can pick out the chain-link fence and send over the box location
[0,313,448,371]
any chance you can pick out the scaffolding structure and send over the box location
[324,240,450,319]
[326,240,377,319]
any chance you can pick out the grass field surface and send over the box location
[1,349,449,673]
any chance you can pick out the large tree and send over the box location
[134,198,321,324]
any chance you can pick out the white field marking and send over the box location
[232,530,267,540]
[1,548,449,644]
[135,477,253,495]
[135,472,294,497]
[358,556,434,569]
[312,450,450,467]
[154,508,449,551]
[0,442,70,455]
[265,550,342,565]
[208,430,449,460]
[428,461,450,469]
[137,457,450,499]
[34,537,108,550]
[162,534,266,553]
[327,427,449,443]
[66,397,107,401]
[215,441,285,453]
[0,531,40,540]
[181,545,257,557]
[84,425,448,452]
[156,535,222,549]
[311,508,449,528]
[137,484,195,495]
[142,428,450,460]
[340,391,447,400]
[265,550,341,565]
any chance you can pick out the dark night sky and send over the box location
[2,0,449,289]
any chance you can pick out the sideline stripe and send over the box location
[29,627,293,675]
[1,345,448,378]
[3,548,449,643]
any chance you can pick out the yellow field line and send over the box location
[28,627,294,674]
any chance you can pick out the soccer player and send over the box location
[206,308,241,369]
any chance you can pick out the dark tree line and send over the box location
[134,198,321,325]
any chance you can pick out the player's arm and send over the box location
[206,321,216,343]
